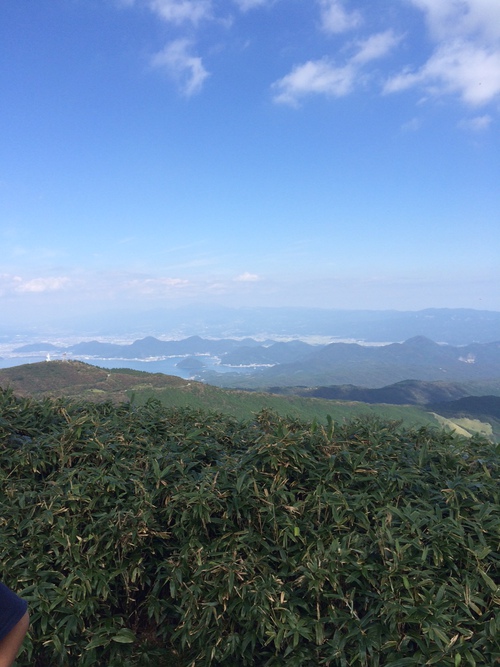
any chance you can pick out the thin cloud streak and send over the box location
[234,272,260,282]
[457,114,492,130]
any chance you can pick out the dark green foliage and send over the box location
[1,389,499,666]
[431,395,500,419]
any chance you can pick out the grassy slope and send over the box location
[129,383,438,427]
[2,360,497,437]
[0,361,439,430]
[0,361,188,402]
[431,413,494,439]
[205,365,500,391]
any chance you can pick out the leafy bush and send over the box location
[1,389,499,666]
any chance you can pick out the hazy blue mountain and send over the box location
[12,306,499,345]
[428,396,500,432]
[270,380,483,405]
[67,336,264,358]
[210,337,500,388]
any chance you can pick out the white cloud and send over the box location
[151,39,210,95]
[273,30,400,105]
[352,30,402,65]
[273,59,355,105]
[458,114,492,130]
[147,0,212,25]
[234,272,260,282]
[385,39,500,105]
[385,0,500,106]
[318,0,362,34]
[15,277,71,294]
[408,0,500,42]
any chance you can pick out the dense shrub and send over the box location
[1,389,499,666]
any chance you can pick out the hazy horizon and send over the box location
[2,305,499,342]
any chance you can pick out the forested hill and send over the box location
[271,378,500,405]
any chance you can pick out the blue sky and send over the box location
[1,0,499,327]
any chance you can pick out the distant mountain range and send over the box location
[13,335,268,358]
[210,336,500,388]
[12,333,500,390]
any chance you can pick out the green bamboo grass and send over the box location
[1,389,499,666]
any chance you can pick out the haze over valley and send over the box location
[3,307,500,380]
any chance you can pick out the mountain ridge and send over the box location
[1,360,499,440]
[210,336,500,388]
[10,335,500,388]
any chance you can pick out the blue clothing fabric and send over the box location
[0,583,28,641]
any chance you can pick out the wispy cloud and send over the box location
[146,0,212,25]
[408,0,500,42]
[384,40,500,106]
[318,0,362,34]
[385,0,500,106]
[272,59,355,105]
[234,272,260,282]
[272,30,400,105]
[124,276,190,294]
[458,114,492,131]
[401,117,422,133]
[13,276,71,294]
[151,39,210,95]
[351,30,402,65]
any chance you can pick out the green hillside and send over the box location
[0,360,439,430]
[2,360,498,440]
[129,383,440,428]
[0,360,189,402]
